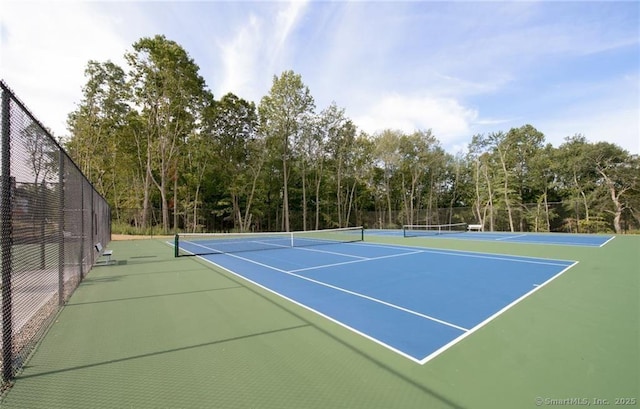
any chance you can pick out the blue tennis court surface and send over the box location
[190,240,576,364]
[367,229,615,247]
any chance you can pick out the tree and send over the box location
[21,122,59,268]
[504,125,545,230]
[555,135,599,232]
[441,152,470,225]
[306,105,335,230]
[126,35,211,232]
[258,70,315,232]
[468,126,545,232]
[528,143,558,232]
[373,130,402,227]
[590,143,639,234]
[65,36,640,235]
[324,107,357,228]
[66,60,133,218]
[397,130,438,226]
[207,93,261,232]
[468,134,498,231]
[347,132,375,227]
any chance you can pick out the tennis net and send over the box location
[403,223,468,237]
[174,226,364,257]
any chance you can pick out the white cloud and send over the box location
[353,94,478,143]
[541,108,640,155]
[273,0,309,59]
[1,0,635,160]
[217,14,264,100]
[535,72,640,154]
[1,1,130,137]
[215,1,309,102]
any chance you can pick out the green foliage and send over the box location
[65,36,640,235]
[111,220,163,236]
[579,217,614,234]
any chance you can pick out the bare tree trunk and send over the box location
[401,175,409,226]
[474,160,483,227]
[497,147,515,232]
[282,157,290,232]
[302,165,307,231]
[160,177,169,234]
[314,169,322,230]
[336,160,343,228]
[142,149,152,229]
[173,165,178,231]
[599,170,628,234]
[386,180,392,227]
[242,161,263,232]
[483,165,494,231]
[544,190,551,232]
[193,184,200,233]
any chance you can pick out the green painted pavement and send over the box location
[0,234,637,408]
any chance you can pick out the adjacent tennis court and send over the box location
[368,225,614,247]
[174,228,577,363]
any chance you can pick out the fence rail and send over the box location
[0,81,111,385]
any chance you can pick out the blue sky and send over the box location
[1,1,638,154]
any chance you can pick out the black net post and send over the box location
[174,234,179,258]
[1,85,14,382]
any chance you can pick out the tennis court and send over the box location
[369,227,614,247]
[175,228,577,363]
[0,230,637,408]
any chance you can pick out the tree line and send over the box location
[65,35,640,234]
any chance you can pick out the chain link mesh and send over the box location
[0,81,111,385]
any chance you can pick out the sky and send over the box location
[1,0,638,155]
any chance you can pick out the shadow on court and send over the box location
[0,238,469,409]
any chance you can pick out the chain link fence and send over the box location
[113,199,635,235]
[0,81,111,386]
[361,202,638,233]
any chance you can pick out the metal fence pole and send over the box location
[91,187,94,266]
[0,81,112,386]
[1,85,14,382]
[58,149,65,306]
[79,180,84,279]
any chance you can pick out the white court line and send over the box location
[417,261,579,364]
[295,246,368,259]
[185,239,290,253]
[495,234,528,241]
[168,239,579,364]
[492,233,611,247]
[193,255,428,363]
[220,251,469,333]
[352,242,573,267]
[289,250,424,273]
[599,236,616,247]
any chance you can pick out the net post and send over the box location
[174,234,179,257]
[361,226,364,241]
